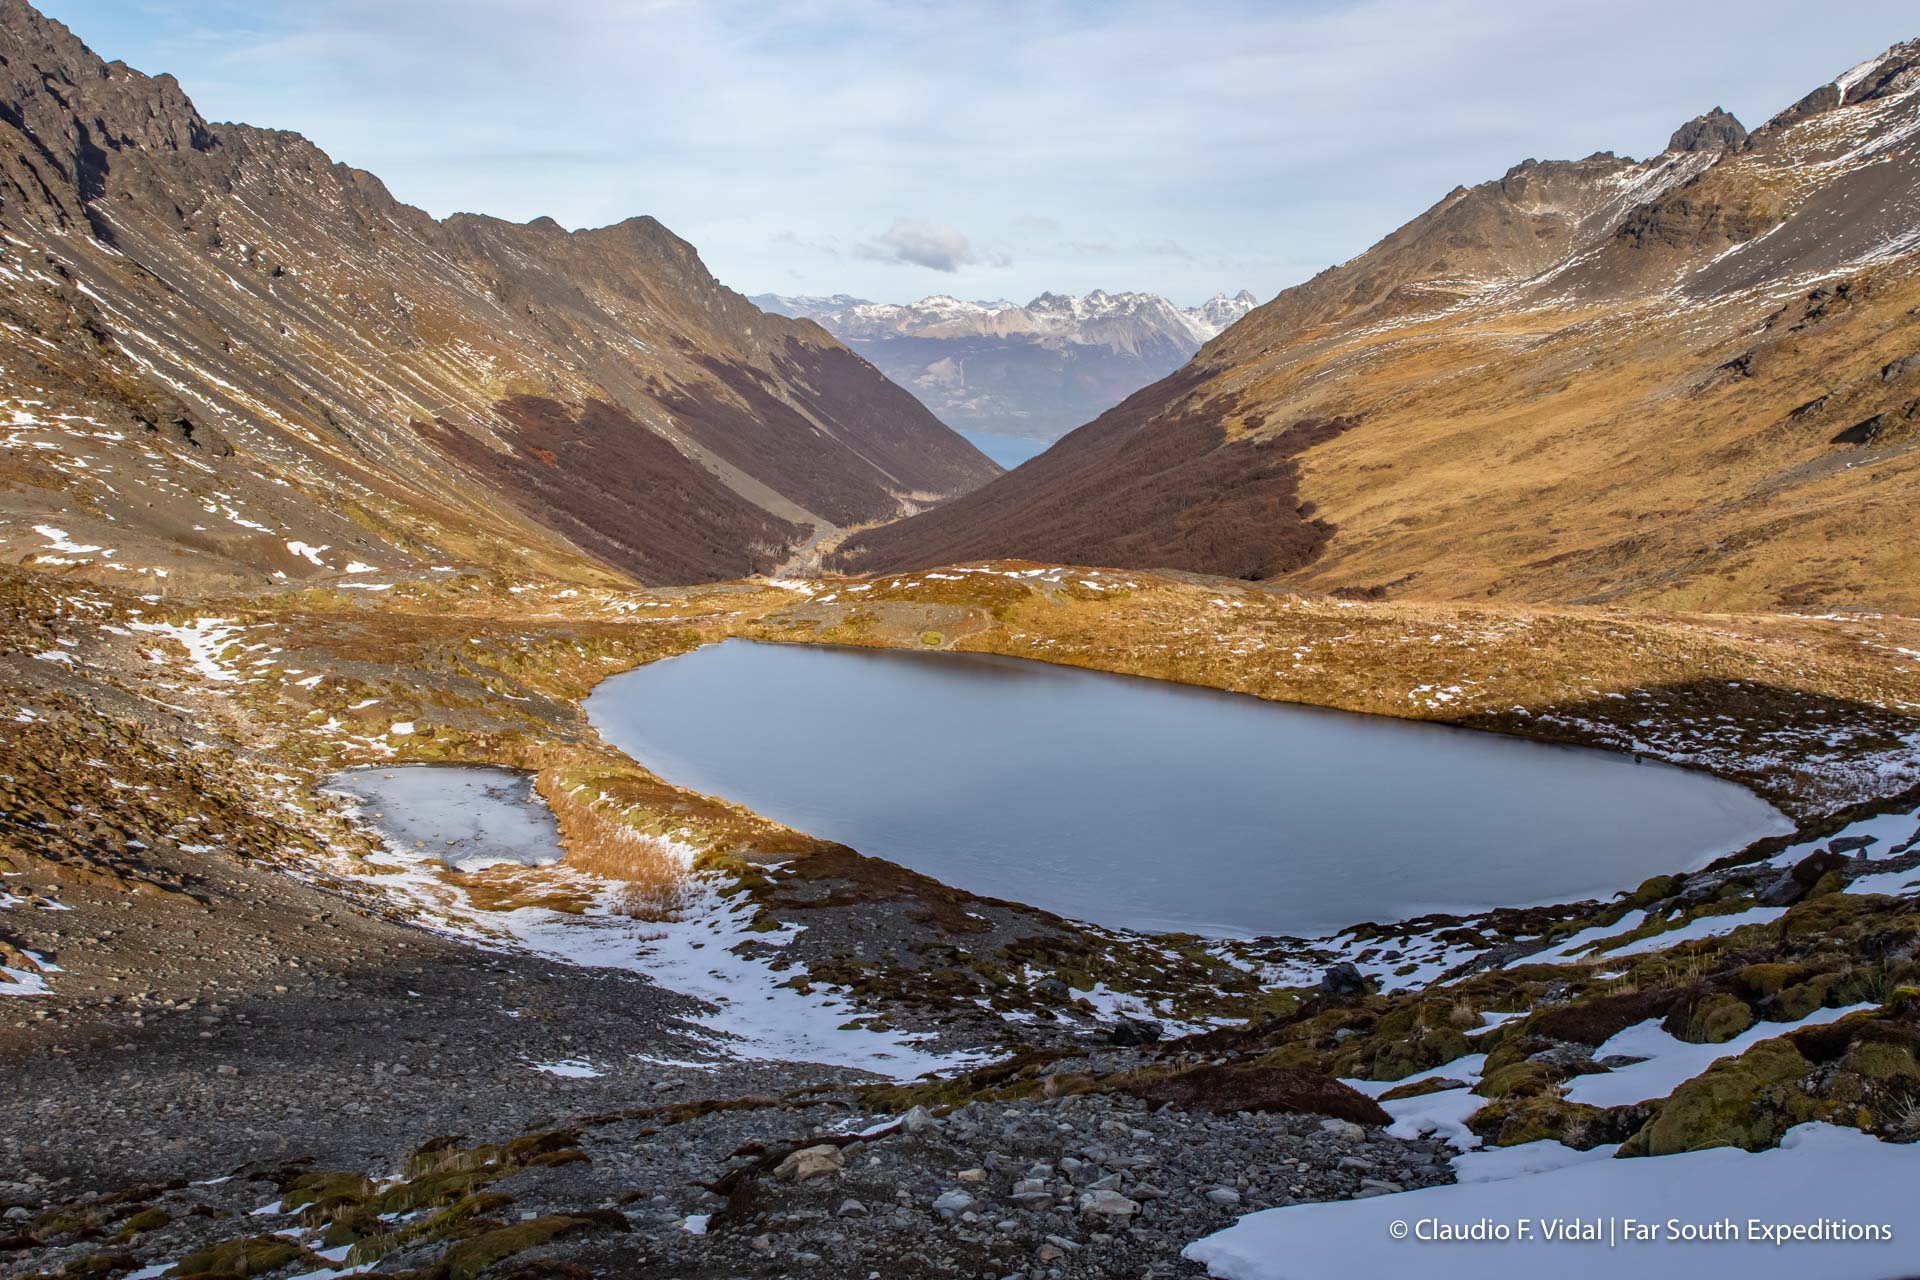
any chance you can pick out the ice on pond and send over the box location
[327,765,562,871]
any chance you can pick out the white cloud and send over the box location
[854,218,987,272]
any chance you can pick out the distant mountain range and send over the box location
[752,290,1257,440]
[838,40,1920,613]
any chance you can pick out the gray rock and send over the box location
[1764,848,1850,906]
[1667,107,1748,154]
[1204,1187,1242,1208]
[1104,1018,1163,1046]
[1077,1189,1139,1224]
[1759,869,1807,907]
[774,1144,846,1182]
[1318,962,1367,998]
[932,1189,976,1220]
[1526,1043,1596,1072]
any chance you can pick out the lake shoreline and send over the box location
[587,637,1791,939]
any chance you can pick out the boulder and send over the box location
[1077,1189,1139,1225]
[1526,1042,1603,1073]
[1318,962,1367,998]
[1675,868,1746,904]
[931,1189,974,1220]
[1104,1018,1163,1047]
[1318,1118,1367,1142]
[774,1145,846,1182]
[1760,846,1850,906]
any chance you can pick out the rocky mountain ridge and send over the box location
[0,0,997,590]
[838,43,1920,612]
[754,289,1257,440]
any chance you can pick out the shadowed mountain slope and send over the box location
[0,0,997,588]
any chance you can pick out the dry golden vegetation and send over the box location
[534,763,697,922]
[1205,262,1920,612]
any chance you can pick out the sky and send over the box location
[37,0,1920,308]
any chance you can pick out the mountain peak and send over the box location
[1667,107,1748,154]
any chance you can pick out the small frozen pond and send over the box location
[327,765,562,871]
[585,641,1794,938]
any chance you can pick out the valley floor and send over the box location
[4,561,1920,1279]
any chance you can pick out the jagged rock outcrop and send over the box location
[1668,107,1749,153]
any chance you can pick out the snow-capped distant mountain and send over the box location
[750,289,1259,440]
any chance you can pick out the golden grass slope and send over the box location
[1199,259,1920,612]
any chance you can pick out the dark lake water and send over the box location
[587,641,1791,937]
[958,429,1052,469]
